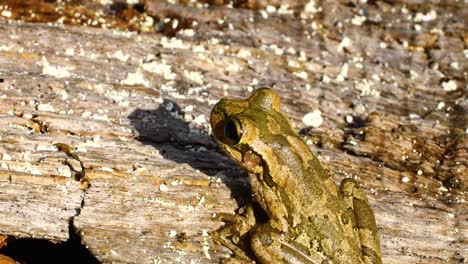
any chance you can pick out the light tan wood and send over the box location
[0,1,466,263]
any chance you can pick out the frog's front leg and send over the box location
[211,204,257,263]
[340,179,382,264]
[250,224,326,264]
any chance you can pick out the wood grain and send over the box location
[0,0,466,263]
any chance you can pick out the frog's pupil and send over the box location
[225,119,241,145]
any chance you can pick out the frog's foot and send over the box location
[340,178,382,264]
[211,204,257,263]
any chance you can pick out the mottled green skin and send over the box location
[211,88,381,264]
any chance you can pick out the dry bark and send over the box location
[0,0,466,263]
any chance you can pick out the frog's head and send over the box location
[210,88,296,175]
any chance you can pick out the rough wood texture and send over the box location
[0,0,466,263]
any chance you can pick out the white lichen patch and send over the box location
[106,88,129,100]
[336,63,349,82]
[183,105,194,112]
[36,144,58,151]
[160,37,189,50]
[2,153,12,161]
[201,229,212,259]
[168,230,177,237]
[100,166,114,172]
[159,184,169,192]
[98,0,113,4]
[322,75,331,83]
[121,69,151,87]
[449,62,459,70]
[81,111,92,118]
[410,70,419,80]
[277,4,294,15]
[133,166,150,175]
[105,90,130,107]
[436,101,445,110]
[300,0,320,19]
[414,10,437,22]
[259,10,268,19]
[41,57,74,79]
[76,144,88,153]
[55,89,69,100]
[141,60,176,80]
[77,47,99,60]
[141,14,154,29]
[268,44,284,55]
[82,137,101,147]
[371,74,381,81]
[92,113,109,121]
[288,59,301,68]
[65,48,75,56]
[207,99,219,105]
[351,15,366,26]
[168,91,186,99]
[57,165,72,177]
[197,196,206,206]
[87,83,108,93]
[379,42,388,49]
[10,162,42,175]
[192,44,206,53]
[37,103,55,112]
[192,114,207,126]
[160,83,176,92]
[225,62,243,73]
[1,10,12,18]
[236,48,252,58]
[170,180,183,186]
[302,110,323,128]
[183,70,204,84]
[179,29,195,37]
[441,80,457,92]
[266,5,276,13]
[337,37,352,52]
[294,71,308,80]
[107,50,130,62]
[0,43,24,52]
[354,79,380,97]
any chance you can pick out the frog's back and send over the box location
[262,127,366,263]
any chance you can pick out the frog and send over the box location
[210,88,381,264]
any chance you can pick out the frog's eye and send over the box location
[223,118,243,145]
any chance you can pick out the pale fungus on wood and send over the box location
[0,0,466,263]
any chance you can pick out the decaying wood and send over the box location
[0,0,466,263]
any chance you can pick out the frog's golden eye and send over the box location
[223,118,243,146]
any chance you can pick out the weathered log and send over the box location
[0,0,466,263]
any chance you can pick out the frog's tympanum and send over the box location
[210,88,381,264]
